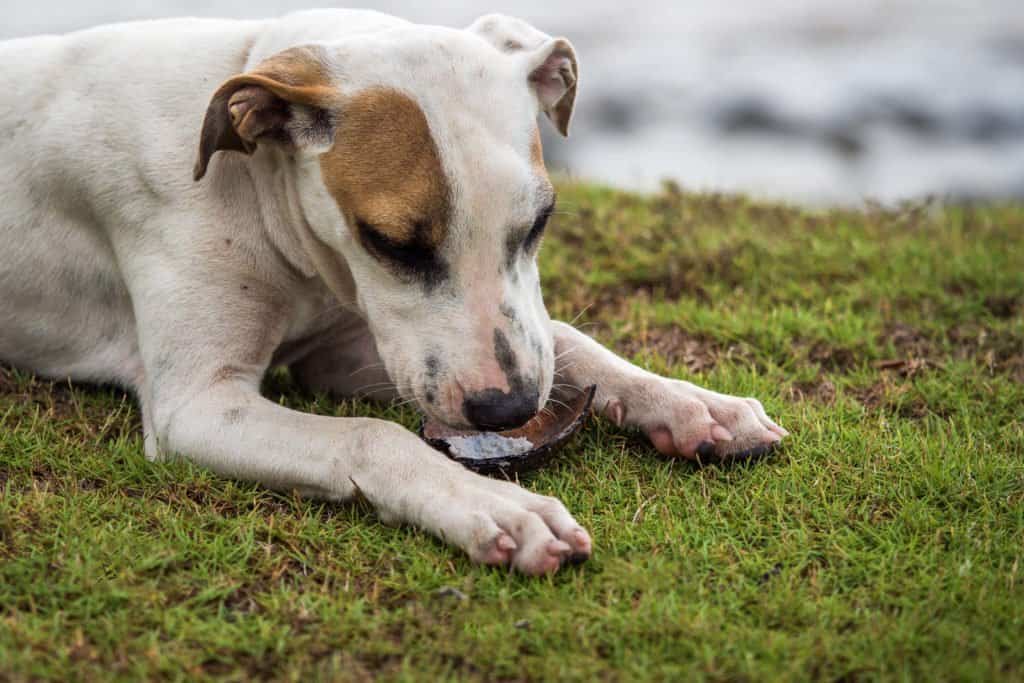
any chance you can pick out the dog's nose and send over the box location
[463,388,539,430]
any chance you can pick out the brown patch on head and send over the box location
[319,88,451,249]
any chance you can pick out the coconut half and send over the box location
[421,385,597,476]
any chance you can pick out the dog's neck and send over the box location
[240,148,363,321]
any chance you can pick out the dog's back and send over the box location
[0,19,261,385]
[0,13,405,386]
[0,10,406,205]
[0,18,266,218]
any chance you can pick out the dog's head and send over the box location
[194,15,578,430]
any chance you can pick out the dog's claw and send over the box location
[567,527,592,564]
[723,443,776,462]
[696,441,717,459]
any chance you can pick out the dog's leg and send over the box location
[288,318,399,401]
[151,379,588,573]
[551,321,788,459]
[284,322,592,568]
[132,281,589,573]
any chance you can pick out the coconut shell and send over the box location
[420,385,596,476]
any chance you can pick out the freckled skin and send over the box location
[492,328,528,396]
[425,355,441,379]
[424,354,441,405]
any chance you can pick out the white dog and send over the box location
[0,10,787,575]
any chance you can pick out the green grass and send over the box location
[2,183,1023,681]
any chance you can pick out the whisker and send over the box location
[353,381,397,392]
[349,362,386,377]
[546,397,571,413]
[553,346,577,362]
[388,397,420,410]
[306,300,357,325]
[554,360,579,377]
[568,303,595,329]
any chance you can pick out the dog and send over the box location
[0,9,787,575]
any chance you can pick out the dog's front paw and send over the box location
[452,477,592,576]
[607,379,788,461]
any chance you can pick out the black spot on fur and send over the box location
[494,328,527,395]
[499,303,518,322]
[222,407,247,425]
[426,354,441,378]
[424,353,442,406]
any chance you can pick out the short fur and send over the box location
[0,10,786,575]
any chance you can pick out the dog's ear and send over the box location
[468,14,579,137]
[194,46,338,181]
[525,39,579,137]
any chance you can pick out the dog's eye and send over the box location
[356,219,443,279]
[523,203,554,253]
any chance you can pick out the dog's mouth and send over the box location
[405,341,552,431]
[420,385,597,475]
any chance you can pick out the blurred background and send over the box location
[4,1,1022,206]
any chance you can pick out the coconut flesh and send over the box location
[420,385,597,472]
[444,433,535,460]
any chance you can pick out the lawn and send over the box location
[1,183,1022,681]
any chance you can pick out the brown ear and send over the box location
[193,46,338,181]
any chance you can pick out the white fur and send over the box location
[0,10,785,575]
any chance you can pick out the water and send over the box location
[5,1,1022,205]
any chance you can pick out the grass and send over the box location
[2,182,1023,681]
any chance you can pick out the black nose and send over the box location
[463,388,539,430]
